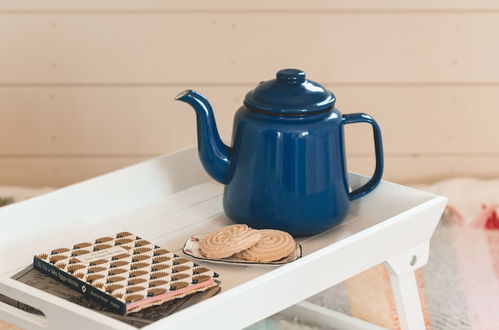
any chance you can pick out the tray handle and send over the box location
[0,277,131,330]
[0,300,47,329]
[0,278,49,329]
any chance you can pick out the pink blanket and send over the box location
[310,178,499,329]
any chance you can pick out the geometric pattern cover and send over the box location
[33,232,219,315]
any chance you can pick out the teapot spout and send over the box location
[175,90,229,184]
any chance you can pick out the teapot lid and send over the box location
[244,69,335,115]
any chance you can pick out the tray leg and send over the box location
[384,241,429,330]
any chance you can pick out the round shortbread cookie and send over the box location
[234,229,295,262]
[199,224,262,259]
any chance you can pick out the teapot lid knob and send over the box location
[276,69,306,85]
[244,68,335,114]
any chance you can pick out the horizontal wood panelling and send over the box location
[0,156,148,187]
[1,1,499,11]
[0,13,499,83]
[350,154,499,184]
[0,5,497,187]
[0,85,497,155]
[0,154,497,188]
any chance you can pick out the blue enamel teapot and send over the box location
[176,69,383,236]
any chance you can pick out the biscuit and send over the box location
[199,224,261,259]
[234,229,295,262]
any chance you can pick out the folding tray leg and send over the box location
[384,241,430,330]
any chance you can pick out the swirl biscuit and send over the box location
[234,229,295,262]
[199,224,262,259]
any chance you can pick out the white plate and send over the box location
[182,234,302,266]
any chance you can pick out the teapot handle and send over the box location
[341,113,384,200]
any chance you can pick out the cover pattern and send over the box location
[34,232,219,314]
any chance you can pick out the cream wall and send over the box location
[0,1,498,187]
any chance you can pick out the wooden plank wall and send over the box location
[0,1,498,187]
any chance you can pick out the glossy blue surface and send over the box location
[175,90,229,184]
[175,69,384,236]
[244,69,335,115]
[342,113,384,200]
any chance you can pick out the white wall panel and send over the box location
[0,13,498,84]
[0,156,147,187]
[0,4,497,187]
[1,1,499,11]
[0,85,497,155]
[0,154,496,188]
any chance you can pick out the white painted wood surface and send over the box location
[280,301,385,330]
[0,2,497,187]
[0,147,447,329]
[385,242,431,330]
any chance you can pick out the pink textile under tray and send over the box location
[308,177,499,330]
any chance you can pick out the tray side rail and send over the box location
[145,196,446,329]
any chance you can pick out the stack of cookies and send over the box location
[199,224,296,262]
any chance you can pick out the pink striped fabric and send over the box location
[310,202,499,329]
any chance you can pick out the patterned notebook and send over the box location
[33,232,219,315]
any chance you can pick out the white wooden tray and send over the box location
[0,147,446,330]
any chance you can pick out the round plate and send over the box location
[182,234,302,266]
